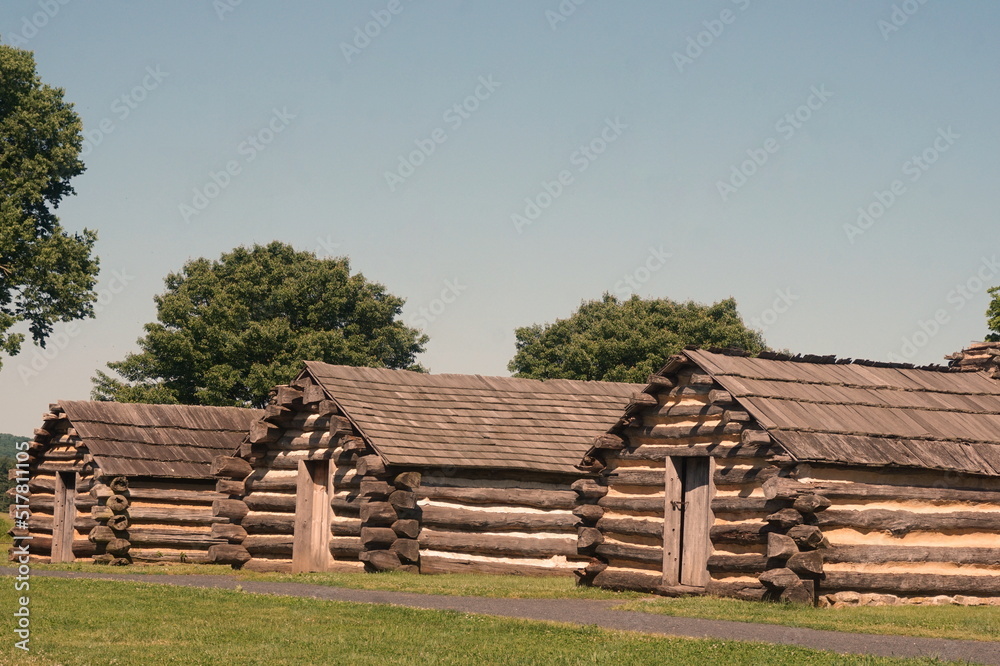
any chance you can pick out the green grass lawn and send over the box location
[617,596,1000,643]
[0,514,12,544]
[28,562,642,600]
[0,577,954,665]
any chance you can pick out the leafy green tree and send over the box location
[0,45,99,371]
[508,294,767,382]
[987,287,1000,342]
[0,432,29,460]
[93,242,428,406]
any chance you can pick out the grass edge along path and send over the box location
[614,596,1000,644]
[1,577,958,666]
[5,569,999,664]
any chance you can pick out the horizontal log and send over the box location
[316,399,339,417]
[416,486,577,510]
[824,545,1000,566]
[302,382,326,405]
[817,509,1000,535]
[105,538,131,555]
[128,507,226,526]
[264,403,293,423]
[624,422,742,442]
[241,558,293,573]
[616,443,774,461]
[707,554,768,574]
[598,495,663,513]
[212,456,253,479]
[213,499,250,522]
[596,516,662,539]
[418,554,579,577]
[421,505,578,532]
[741,429,772,446]
[419,530,577,558]
[646,403,724,418]
[360,527,397,548]
[244,493,297,513]
[207,543,252,565]
[123,528,226,548]
[246,473,298,493]
[704,579,768,602]
[708,389,733,405]
[769,477,1000,504]
[331,519,362,537]
[216,479,245,496]
[243,535,293,556]
[211,523,248,544]
[88,526,115,543]
[711,497,786,513]
[715,465,773,486]
[592,568,662,592]
[629,392,658,408]
[29,495,96,511]
[592,434,625,450]
[330,536,363,557]
[821,572,1000,596]
[242,512,294,534]
[710,522,776,545]
[606,469,662,487]
[594,541,661,565]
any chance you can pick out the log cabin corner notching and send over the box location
[579,348,1000,605]
[11,401,261,565]
[210,362,640,574]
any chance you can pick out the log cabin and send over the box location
[10,401,262,565]
[209,362,640,574]
[577,347,1000,606]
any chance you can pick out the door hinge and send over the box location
[670,500,687,510]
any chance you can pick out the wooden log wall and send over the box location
[210,380,366,573]
[581,359,1000,605]
[211,373,591,576]
[87,475,230,565]
[578,364,789,601]
[766,471,1000,602]
[10,405,96,563]
[416,471,585,576]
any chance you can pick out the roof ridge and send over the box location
[768,425,1000,448]
[695,347,958,373]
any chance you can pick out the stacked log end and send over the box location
[87,476,133,566]
[946,341,1000,378]
[359,468,420,574]
[14,404,97,564]
[754,476,832,604]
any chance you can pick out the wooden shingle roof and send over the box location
[684,349,1000,476]
[302,363,641,474]
[58,401,262,479]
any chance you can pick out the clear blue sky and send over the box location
[2,1,999,435]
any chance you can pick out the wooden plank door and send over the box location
[679,457,712,587]
[293,460,331,573]
[51,472,77,563]
[662,457,713,587]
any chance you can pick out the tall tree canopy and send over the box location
[508,294,767,382]
[0,45,98,371]
[987,286,1000,342]
[93,242,428,406]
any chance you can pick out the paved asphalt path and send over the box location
[7,568,998,664]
